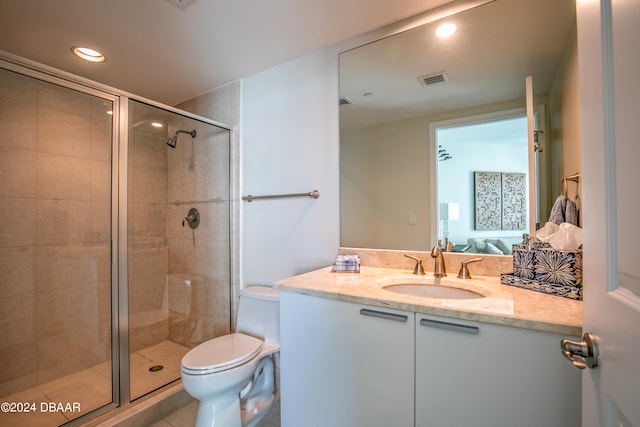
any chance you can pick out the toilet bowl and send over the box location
[181,286,280,427]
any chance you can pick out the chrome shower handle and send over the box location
[182,208,200,229]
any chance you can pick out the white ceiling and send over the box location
[0,0,453,106]
[339,0,577,129]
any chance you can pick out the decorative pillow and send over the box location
[487,239,511,255]
[485,242,504,255]
[475,240,488,252]
[465,239,479,253]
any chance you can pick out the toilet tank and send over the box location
[236,286,280,345]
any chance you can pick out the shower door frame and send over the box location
[0,51,236,424]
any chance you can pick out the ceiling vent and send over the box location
[339,96,355,106]
[418,72,449,87]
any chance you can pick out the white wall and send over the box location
[548,21,581,221]
[340,98,527,251]
[241,50,340,285]
[340,117,431,251]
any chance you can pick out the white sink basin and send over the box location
[380,278,486,299]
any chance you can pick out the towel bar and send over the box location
[562,173,580,197]
[242,189,320,202]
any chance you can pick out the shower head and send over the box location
[166,129,196,148]
[166,135,178,148]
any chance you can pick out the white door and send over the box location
[576,1,640,426]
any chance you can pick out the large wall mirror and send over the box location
[339,0,580,254]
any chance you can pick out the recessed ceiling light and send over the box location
[151,122,163,128]
[435,23,457,38]
[71,46,106,63]
[164,0,197,9]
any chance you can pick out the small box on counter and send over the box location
[332,255,360,273]
[506,244,583,300]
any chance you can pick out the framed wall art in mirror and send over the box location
[474,171,526,231]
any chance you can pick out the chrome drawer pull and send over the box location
[360,308,408,323]
[420,318,479,335]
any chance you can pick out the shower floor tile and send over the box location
[0,340,190,427]
[130,340,190,400]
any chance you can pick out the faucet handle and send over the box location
[457,257,483,279]
[404,254,425,275]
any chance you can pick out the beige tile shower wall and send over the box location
[128,102,170,353]
[174,81,240,343]
[0,69,113,397]
[0,70,38,397]
[165,116,232,348]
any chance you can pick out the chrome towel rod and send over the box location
[242,189,320,202]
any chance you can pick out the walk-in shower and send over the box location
[0,57,232,426]
[166,129,196,148]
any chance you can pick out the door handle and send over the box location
[561,332,599,369]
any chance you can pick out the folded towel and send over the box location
[564,197,578,225]
[548,195,566,224]
[333,255,360,272]
[548,195,578,226]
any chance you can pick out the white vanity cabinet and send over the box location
[280,292,415,427]
[280,291,581,427]
[414,314,581,427]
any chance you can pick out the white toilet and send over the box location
[181,286,280,427]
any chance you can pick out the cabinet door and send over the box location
[281,292,414,427]
[415,315,581,427]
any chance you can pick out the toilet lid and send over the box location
[181,333,263,375]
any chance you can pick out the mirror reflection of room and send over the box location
[435,113,528,255]
[339,0,579,253]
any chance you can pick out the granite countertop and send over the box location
[274,265,583,336]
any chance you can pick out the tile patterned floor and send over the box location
[0,341,190,427]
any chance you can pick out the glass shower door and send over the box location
[0,59,233,425]
[0,67,115,425]
[127,99,232,400]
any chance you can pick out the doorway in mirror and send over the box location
[431,106,547,255]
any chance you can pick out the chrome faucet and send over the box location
[430,244,447,277]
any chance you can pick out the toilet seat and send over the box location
[181,333,264,375]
